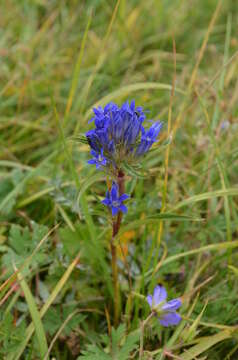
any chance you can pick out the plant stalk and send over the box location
[139,312,154,359]
[111,169,125,326]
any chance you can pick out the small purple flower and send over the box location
[147,285,182,327]
[88,149,107,169]
[102,182,129,216]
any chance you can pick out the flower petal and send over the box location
[119,204,128,213]
[153,285,167,305]
[90,150,98,157]
[102,199,111,207]
[162,299,182,312]
[88,159,96,165]
[147,295,153,308]
[159,312,181,327]
[111,206,118,216]
[119,194,129,202]
[130,99,135,111]
[111,183,118,201]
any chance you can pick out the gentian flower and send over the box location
[147,285,182,327]
[102,182,129,216]
[86,100,162,170]
[136,122,163,156]
[88,149,107,169]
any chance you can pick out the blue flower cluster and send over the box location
[86,100,162,170]
[86,102,182,329]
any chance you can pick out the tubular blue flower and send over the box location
[86,100,162,170]
[136,122,163,156]
[101,182,129,216]
[147,285,182,327]
[88,149,107,169]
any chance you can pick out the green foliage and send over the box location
[44,306,85,336]
[78,325,139,360]
[0,313,26,355]
[0,0,237,359]
[2,223,49,276]
[17,270,49,359]
[0,169,25,215]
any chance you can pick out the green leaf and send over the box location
[2,223,49,277]
[0,313,26,355]
[145,239,238,278]
[122,162,147,179]
[9,225,31,254]
[59,226,81,257]
[78,325,139,360]
[118,331,140,360]
[228,265,238,276]
[179,330,232,359]
[62,306,85,336]
[117,213,200,239]
[0,178,15,215]
[111,324,126,356]
[171,188,238,211]
[78,344,111,360]
[0,152,57,214]
[43,308,61,336]
[17,270,48,359]
[8,251,81,360]
[182,301,208,342]
[77,171,103,202]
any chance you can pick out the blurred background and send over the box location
[0,0,238,359]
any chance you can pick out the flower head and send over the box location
[147,285,182,327]
[102,182,129,216]
[86,100,162,170]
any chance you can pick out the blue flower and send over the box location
[147,285,182,327]
[136,122,163,156]
[86,100,162,170]
[88,149,107,169]
[102,182,129,216]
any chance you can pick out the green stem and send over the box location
[139,312,154,359]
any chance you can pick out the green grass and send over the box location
[0,0,238,359]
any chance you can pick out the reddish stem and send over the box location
[111,169,125,326]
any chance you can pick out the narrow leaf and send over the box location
[16,270,48,359]
[179,330,232,360]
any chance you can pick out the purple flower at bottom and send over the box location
[147,285,182,327]
[102,182,129,216]
[88,149,107,169]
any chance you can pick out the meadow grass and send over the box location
[0,0,238,359]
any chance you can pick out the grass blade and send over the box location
[179,330,232,360]
[170,188,238,211]
[8,251,80,360]
[83,82,185,123]
[146,239,238,278]
[16,270,48,359]
[63,11,92,126]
